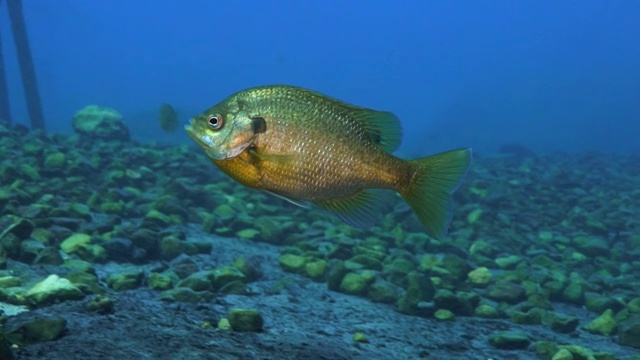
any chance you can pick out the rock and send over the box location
[434,309,455,321]
[617,314,640,349]
[25,274,84,305]
[304,259,328,280]
[549,312,580,334]
[488,331,530,350]
[159,287,213,303]
[33,246,64,265]
[327,260,348,291]
[19,239,45,263]
[339,273,369,295]
[217,318,231,331]
[228,308,264,332]
[236,228,260,240]
[75,244,107,263]
[143,209,173,229]
[396,271,435,315]
[467,208,483,224]
[107,270,144,291]
[627,297,640,314]
[486,281,526,303]
[231,257,263,282]
[440,254,472,280]
[495,255,522,269]
[6,317,67,345]
[551,348,574,360]
[72,105,130,141]
[0,215,34,240]
[584,292,625,314]
[353,332,369,343]
[160,236,183,260]
[85,295,114,314]
[572,235,609,257]
[210,267,246,292]
[367,280,399,304]
[60,233,92,254]
[177,271,213,292]
[148,272,176,290]
[584,308,617,336]
[43,152,66,171]
[475,304,499,318]
[434,289,474,316]
[467,267,492,287]
[561,283,584,305]
[65,272,103,294]
[278,254,306,273]
[0,276,21,288]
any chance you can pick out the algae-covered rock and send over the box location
[584,308,617,336]
[160,236,183,260]
[60,233,92,254]
[217,318,232,331]
[367,280,398,304]
[572,235,609,257]
[177,271,213,292]
[25,274,84,305]
[495,255,522,269]
[549,312,580,334]
[617,314,640,349]
[327,260,348,291]
[339,273,369,295]
[561,282,585,305]
[434,309,455,321]
[159,287,213,303]
[210,266,246,291]
[475,304,499,318]
[0,276,21,288]
[148,272,176,290]
[486,281,526,303]
[304,259,328,280]
[488,331,530,349]
[43,152,66,171]
[228,308,264,332]
[6,317,67,345]
[551,348,574,360]
[279,254,306,273]
[72,105,130,141]
[396,271,435,315]
[65,271,103,294]
[467,266,492,287]
[353,332,369,343]
[440,254,472,280]
[85,294,114,314]
[107,270,144,291]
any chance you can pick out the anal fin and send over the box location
[314,189,384,229]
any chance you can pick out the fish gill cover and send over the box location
[0,1,639,359]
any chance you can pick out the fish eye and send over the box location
[207,115,223,130]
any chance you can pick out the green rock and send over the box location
[353,332,369,343]
[107,270,144,291]
[85,294,114,314]
[100,201,125,214]
[584,309,617,336]
[304,259,328,280]
[551,348,574,360]
[19,164,41,181]
[535,340,559,359]
[434,289,474,316]
[549,312,580,334]
[177,271,213,292]
[584,292,625,314]
[25,274,84,305]
[160,236,183,260]
[467,266,492,287]
[62,259,95,274]
[486,281,526,303]
[159,287,212,303]
[327,260,348,291]
[236,228,260,240]
[339,273,368,295]
[210,267,246,291]
[0,276,21,288]
[572,235,609,257]
[617,314,640,349]
[440,254,472,280]
[6,317,67,345]
[367,280,398,304]
[495,255,522,269]
[213,204,235,218]
[76,244,107,263]
[467,208,483,224]
[144,209,173,227]
[60,233,92,254]
[278,254,306,273]
[228,308,264,332]
[349,254,383,270]
[434,309,455,320]
[65,271,103,294]
[627,297,640,314]
[43,152,66,171]
[148,272,175,290]
[561,283,584,305]
[396,271,435,315]
[475,304,499,318]
[72,105,130,141]
[488,331,530,349]
[231,257,262,282]
[33,246,64,265]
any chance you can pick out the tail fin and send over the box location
[401,148,472,239]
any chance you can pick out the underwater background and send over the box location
[1,1,640,359]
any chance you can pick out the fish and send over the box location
[185,85,471,239]
[158,103,179,132]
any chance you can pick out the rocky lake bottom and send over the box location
[0,121,639,359]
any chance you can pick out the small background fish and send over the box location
[186,85,471,239]
[158,103,179,133]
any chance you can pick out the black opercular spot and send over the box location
[251,117,267,134]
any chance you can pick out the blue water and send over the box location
[1,0,639,154]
